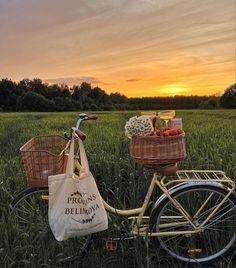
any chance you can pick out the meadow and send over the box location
[0,110,236,268]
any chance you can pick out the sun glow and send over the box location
[160,84,188,96]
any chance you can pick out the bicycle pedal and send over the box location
[40,195,49,201]
[105,239,118,252]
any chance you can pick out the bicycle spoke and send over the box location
[205,212,236,229]
[206,207,235,227]
[154,185,236,264]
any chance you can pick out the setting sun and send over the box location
[160,84,188,96]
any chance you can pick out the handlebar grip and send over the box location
[74,129,86,141]
[87,115,98,120]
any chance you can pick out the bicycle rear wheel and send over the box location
[150,183,236,265]
[10,187,92,259]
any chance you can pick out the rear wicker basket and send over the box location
[20,135,69,187]
[130,132,186,167]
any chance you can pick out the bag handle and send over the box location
[65,134,90,176]
[66,134,75,176]
[78,138,90,173]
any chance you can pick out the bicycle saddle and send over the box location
[145,163,178,176]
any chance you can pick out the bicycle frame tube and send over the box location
[102,173,158,217]
[102,173,197,228]
[101,172,205,237]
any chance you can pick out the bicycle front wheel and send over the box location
[151,183,236,265]
[10,187,92,259]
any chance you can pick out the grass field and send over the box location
[0,110,236,268]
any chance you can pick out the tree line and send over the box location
[0,78,235,112]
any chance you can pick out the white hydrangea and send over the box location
[125,115,153,139]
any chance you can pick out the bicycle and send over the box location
[10,113,236,266]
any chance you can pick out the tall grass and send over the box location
[0,110,236,267]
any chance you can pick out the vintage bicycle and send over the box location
[10,114,236,266]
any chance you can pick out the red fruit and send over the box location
[170,129,178,136]
[150,130,155,136]
[163,127,170,131]
[163,130,170,137]
[155,130,161,136]
[177,129,183,134]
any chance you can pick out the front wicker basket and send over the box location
[130,132,186,168]
[20,135,69,187]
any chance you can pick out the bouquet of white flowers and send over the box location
[125,115,153,139]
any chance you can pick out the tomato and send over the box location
[163,127,170,131]
[177,129,183,134]
[170,129,178,136]
[163,131,170,137]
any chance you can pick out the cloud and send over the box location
[45,76,102,86]
[126,78,142,82]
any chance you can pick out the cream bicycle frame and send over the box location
[75,159,236,238]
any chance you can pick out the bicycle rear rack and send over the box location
[161,170,235,192]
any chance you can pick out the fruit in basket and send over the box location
[163,131,170,137]
[169,129,178,136]
[150,130,155,136]
[125,115,154,139]
[148,128,184,137]
[163,127,170,131]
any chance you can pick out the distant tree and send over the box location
[90,103,100,111]
[54,97,75,111]
[0,79,18,110]
[101,104,116,111]
[110,92,128,104]
[72,100,83,110]
[17,91,55,111]
[82,96,95,110]
[61,86,71,98]
[46,84,70,99]
[71,86,80,100]
[198,98,218,109]
[28,78,48,97]
[88,86,109,106]
[18,79,31,93]
[220,83,236,108]
[80,82,92,95]
[46,84,62,99]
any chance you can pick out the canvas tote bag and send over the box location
[48,134,108,241]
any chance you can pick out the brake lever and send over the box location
[64,132,70,140]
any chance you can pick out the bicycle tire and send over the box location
[10,187,92,259]
[150,183,236,265]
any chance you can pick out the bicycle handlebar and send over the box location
[87,114,98,120]
[74,128,86,141]
[73,114,98,140]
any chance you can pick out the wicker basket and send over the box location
[20,135,69,187]
[130,117,186,168]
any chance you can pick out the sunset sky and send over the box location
[0,0,235,97]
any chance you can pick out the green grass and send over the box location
[0,110,236,267]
